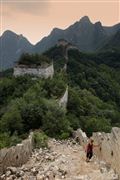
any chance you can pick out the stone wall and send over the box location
[0,133,33,175]
[73,129,88,146]
[73,128,120,176]
[59,86,68,109]
[13,63,54,79]
[92,127,120,176]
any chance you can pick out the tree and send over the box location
[42,100,70,137]
[85,117,111,136]
[1,107,23,135]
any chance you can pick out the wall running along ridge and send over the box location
[59,86,68,109]
[0,133,33,175]
[13,63,54,79]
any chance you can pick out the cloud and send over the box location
[2,0,50,16]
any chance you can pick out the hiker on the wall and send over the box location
[85,138,100,162]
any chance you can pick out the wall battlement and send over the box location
[13,63,54,79]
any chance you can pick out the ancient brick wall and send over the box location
[13,63,54,78]
[93,127,120,176]
[59,86,68,109]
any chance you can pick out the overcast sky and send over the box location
[0,0,119,44]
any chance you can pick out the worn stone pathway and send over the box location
[1,139,119,180]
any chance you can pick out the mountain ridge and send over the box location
[34,16,120,53]
[1,16,120,69]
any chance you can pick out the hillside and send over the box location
[101,30,120,51]
[0,31,33,70]
[0,71,68,149]
[1,40,120,178]
[1,42,120,148]
[45,45,120,135]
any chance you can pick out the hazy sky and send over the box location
[0,0,119,44]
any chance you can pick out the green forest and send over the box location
[0,47,120,149]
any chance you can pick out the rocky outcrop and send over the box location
[13,63,54,79]
[0,133,33,175]
[92,127,120,176]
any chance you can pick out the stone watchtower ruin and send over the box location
[13,57,54,79]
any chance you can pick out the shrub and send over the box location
[0,132,22,149]
[0,133,11,149]
[85,117,112,136]
[59,132,70,139]
[42,100,70,137]
[10,132,22,146]
[1,107,23,135]
[33,131,48,148]
[18,53,51,66]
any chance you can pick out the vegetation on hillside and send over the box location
[1,46,120,148]
[18,53,51,67]
[0,73,68,149]
[45,47,120,135]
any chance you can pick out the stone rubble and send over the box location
[1,138,119,180]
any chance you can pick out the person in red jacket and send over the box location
[85,139,100,162]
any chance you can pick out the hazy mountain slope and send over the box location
[35,16,120,53]
[101,30,120,51]
[0,30,33,70]
[103,23,120,35]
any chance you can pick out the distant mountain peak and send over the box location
[95,21,102,26]
[79,16,92,24]
[52,28,62,33]
[1,30,17,37]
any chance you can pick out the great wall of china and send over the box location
[0,40,120,179]
[13,63,54,79]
